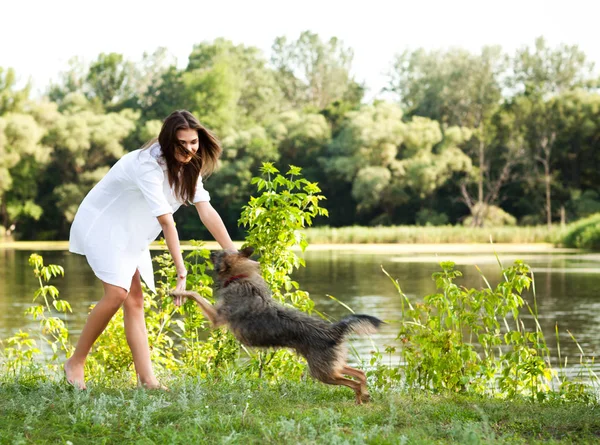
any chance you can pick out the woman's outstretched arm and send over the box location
[194,201,236,250]
[157,213,188,296]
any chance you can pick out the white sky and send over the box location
[2,0,599,101]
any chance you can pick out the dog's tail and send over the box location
[332,314,384,338]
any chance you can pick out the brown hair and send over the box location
[144,110,221,203]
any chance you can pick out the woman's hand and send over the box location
[174,273,187,306]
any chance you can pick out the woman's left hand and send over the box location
[173,273,187,306]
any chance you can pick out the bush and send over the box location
[463,204,516,227]
[382,260,598,402]
[567,189,600,219]
[415,208,449,226]
[561,213,600,250]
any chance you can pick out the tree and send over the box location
[47,57,88,105]
[510,37,596,226]
[0,67,31,114]
[388,46,508,226]
[324,102,474,225]
[551,90,600,221]
[512,37,594,97]
[86,53,135,108]
[268,110,331,174]
[271,31,363,110]
[508,95,558,228]
[127,47,175,110]
[183,38,284,133]
[143,66,192,121]
[459,100,529,227]
[43,102,138,227]
[387,120,473,225]
[0,70,52,236]
[0,113,52,236]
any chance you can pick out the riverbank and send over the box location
[1,377,598,444]
[0,240,577,254]
[0,224,568,251]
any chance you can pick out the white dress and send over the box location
[69,143,210,292]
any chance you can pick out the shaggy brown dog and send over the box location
[171,247,383,404]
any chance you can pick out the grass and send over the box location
[1,376,599,444]
[304,225,566,244]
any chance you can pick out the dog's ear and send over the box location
[240,246,254,258]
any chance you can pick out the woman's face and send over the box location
[174,128,199,164]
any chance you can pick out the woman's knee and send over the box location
[124,289,145,311]
[103,286,129,305]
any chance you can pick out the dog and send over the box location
[170,247,383,404]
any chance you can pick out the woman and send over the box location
[65,110,236,390]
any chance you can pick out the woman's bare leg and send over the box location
[122,270,161,388]
[64,281,129,389]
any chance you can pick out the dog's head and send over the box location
[210,246,259,283]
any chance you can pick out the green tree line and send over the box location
[1,33,599,240]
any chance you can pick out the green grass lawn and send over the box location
[1,377,599,444]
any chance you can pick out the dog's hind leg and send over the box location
[319,372,364,405]
[342,365,370,403]
[342,365,366,385]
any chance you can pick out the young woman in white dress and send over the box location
[65,110,236,389]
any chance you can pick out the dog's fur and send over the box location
[171,247,383,404]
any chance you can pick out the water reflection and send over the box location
[1,248,599,374]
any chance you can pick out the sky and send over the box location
[2,0,599,101]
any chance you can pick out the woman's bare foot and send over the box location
[138,376,168,391]
[64,359,86,390]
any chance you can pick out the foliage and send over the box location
[0,112,52,236]
[0,254,72,382]
[415,208,449,226]
[238,163,328,379]
[567,189,600,220]
[462,203,517,227]
[0,67,30,114]
[2,34,600,238]
[561,212,600,250]
[271,31,361,109]
[382,259,597,402]
[240,163,328,305]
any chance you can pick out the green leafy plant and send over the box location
[0,254,72,382]
[384,260,560,400]
[237,163,328,379]
[239,163,327,306]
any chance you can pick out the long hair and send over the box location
[143,110,221,203]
